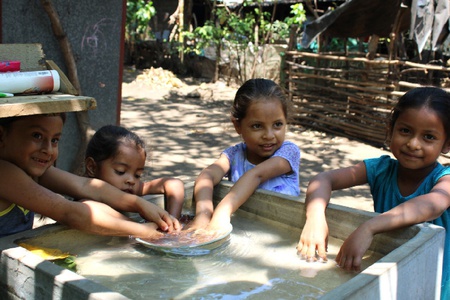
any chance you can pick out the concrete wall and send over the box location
[0,0,125,171]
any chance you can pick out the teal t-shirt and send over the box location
[365,155,450,298]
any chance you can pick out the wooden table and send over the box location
[0,93,97,118]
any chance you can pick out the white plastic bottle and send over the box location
[0,70,60,95]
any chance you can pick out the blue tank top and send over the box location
[0,203,34,237]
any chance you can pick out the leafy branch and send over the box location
[182,1,306,83]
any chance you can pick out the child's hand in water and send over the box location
[296,216,328,262]
[161,213,181,232]
[183,212,212,231]
[335,224,373,272]
[140,223,232,247]
[206,210,231,232]
[131,221,164,239]
[205,220,231,233]
[138,200,181,233]
[190,223,233,244]
[142,222,165,239]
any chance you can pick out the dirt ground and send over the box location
[120,66,450,213]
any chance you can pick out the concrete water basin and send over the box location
[0,181,445,299]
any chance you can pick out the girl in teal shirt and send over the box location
[297,87,450,299]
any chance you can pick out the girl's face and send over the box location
[87,142,145,195]
[233,99,287,164]
[0,115,63,178]
[389,106,450,171]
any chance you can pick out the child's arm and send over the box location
[190,154,230,229]
[297,162,368,261]
[0,160,165,238]
[208,155,293,229]
[336,175,450,272]
[39,165,180,232]
[70,199,161,237]
[140,177,185,219]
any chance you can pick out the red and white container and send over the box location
[0,70,60,95]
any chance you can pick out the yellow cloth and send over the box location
[18,243,71,260]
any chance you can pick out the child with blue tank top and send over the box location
[188,78,301,232]
[296,87,450,299]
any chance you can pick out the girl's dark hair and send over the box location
[231,78,291,121]
[85,125,146,162]
[388,87,450,140]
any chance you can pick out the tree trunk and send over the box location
[40,0,94,175]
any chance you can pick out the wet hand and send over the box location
[335,225,373,272]
[207,212,231,232]
[296,218,328,262]
[138,199,181,233]
[132,222,164,239]
[205,221,232,235]
[137,223,231,248]
[188,222,232,244]
[182,212,212,231]
[159,213,181,233]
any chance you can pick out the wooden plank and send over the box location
[0,94,97,118]
[288,71,396,89]
[285,51,401,64]
[0,44,97,117]
[0,44,47,71]
[403,60,450,71]
[286,61,390,76]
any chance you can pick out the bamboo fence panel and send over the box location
[283,51,450,147]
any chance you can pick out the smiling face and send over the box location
[389,106,450,172]
[87,141,146,195]
[233,99,287,164]
[0,115,63,178]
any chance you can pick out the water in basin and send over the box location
[20,210,382,299]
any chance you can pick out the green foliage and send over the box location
[219,8,254,45]
[285,3,307,26]
[184,20,221,55]
[183,1,306,55]
[53,256,77,272]
[181,1,306,82]
[265,20,290,43]
[126,0,156,42]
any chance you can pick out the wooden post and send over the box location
[179,0,184,63]
[40,0,94,175]
[286,25,298,101]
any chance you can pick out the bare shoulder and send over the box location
[0,159,18,170]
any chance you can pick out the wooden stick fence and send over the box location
[283,51,450,148]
